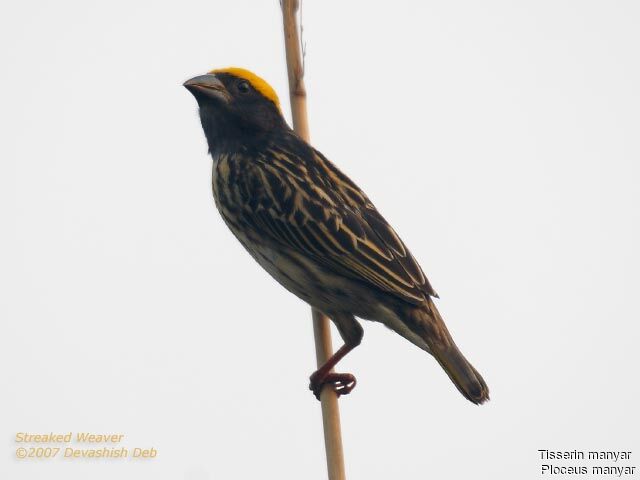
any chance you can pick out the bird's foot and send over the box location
[309,371,357,400]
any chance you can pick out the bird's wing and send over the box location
[232,142,437,306]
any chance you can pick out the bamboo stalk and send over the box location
[312,308,347,480]
[281,2,347,479]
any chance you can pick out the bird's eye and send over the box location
[237,81,250,93]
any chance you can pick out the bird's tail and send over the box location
[411,298,490,405]
[431,342,489,405]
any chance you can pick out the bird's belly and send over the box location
[215,200,428,352]
[225,223,386,319]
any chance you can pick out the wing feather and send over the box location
[232,140,437,305]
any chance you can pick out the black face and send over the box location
[185,73,286,153]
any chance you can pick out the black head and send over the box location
[184,67,287,152]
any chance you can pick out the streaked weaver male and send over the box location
[184,67,489,404]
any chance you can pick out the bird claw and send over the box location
[309,372,357,400]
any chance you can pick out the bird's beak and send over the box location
[183,74,230,103]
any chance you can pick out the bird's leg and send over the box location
[309,313,363,400]
[309,343,358,399]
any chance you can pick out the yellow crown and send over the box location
[210,67,281,110]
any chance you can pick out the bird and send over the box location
[184,67,489,404]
